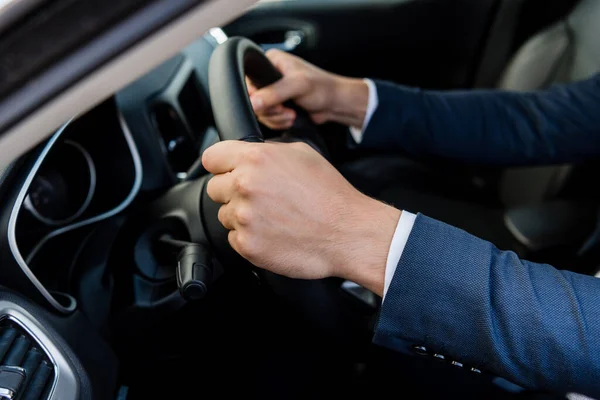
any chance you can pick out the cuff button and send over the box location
[470,367,482,374]
[412,345,428,356]
[451,361,464,368]
[433,354,445,360]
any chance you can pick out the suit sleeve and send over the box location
[361,74,600,166]
[373,214,600,397]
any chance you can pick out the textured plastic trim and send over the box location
[7,112,142,314]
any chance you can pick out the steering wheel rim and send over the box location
[208,37,267,142]
[205,37,367,344]
[209,36,321,144]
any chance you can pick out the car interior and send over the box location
[0,0,597,398]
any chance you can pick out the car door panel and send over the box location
[225,0,499,90]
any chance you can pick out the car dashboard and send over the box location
[6,29,223,312]
[9,105,141,313]
[0,29,226,399]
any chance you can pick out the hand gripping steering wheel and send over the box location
[208,36,325,147]
[151,37,366,343]
[202,37,369,343]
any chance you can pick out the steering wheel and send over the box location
[138,37,366,342]
[200,37,362,339]
[208,36,326,147]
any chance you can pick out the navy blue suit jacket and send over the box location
[368,75,600,396]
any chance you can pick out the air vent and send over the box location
[152,103,198,174]
[0,318,55,400]
[177,73,211,138]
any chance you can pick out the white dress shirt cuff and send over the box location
[383,211,417,301]
[349,78,378,144]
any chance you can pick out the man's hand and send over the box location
[202,141,401,296]
[247,49,370,131]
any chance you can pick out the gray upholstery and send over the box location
[566,0,600,81]
[499,23,572,91]
[497,0,600,207]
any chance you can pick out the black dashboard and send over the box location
[1,30,223,318]
[0,31,227,400]
[115,31,221,191]
[9,104,140,313]
[0,26,370,400]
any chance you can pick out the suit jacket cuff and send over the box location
[371,211,600,397]
[360,80,424,149]
[373,213,489,368]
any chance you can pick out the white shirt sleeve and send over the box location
[346,78,414,301]
[349,78,378,144]
[383,211,417,301]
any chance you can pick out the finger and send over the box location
[310,111,329,125]
[260,120,294,131]
[228,230,241,255]
[257,106,295,130]
[265,48,290,71]
[228,230,253,261]
[250,75,305,112]
[261,108,295,121]
[202,140,253,174]
[206,173,234,204]
[258,113,296,130]
[259,118,292,130]
[245,77,258,96]
[217,204,236,230]
[260,104,286,117]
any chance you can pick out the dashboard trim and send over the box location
[23,140,98,227]
[7,112,143,314]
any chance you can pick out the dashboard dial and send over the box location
[24,140,96,226]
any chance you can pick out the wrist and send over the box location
[330,195,401,297]
[327,76,369,128]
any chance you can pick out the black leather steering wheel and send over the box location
[208,36,323,146]
[204,37,363,341]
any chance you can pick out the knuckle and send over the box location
[265,48,282,58]
[217,205,227,225]
[311,113,328,125]
[289,71,305,84]
[234,205,253,226]
[206,177,216,198]
[201,150,213,171]
[290,141,312,152]
[244,146,265,164]
[233,174,252,196]
[289,141,306,150]
[265,49,286,65]
[236,233,258,258]
[295,70,311,86]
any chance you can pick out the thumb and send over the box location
[250,74,306,112]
